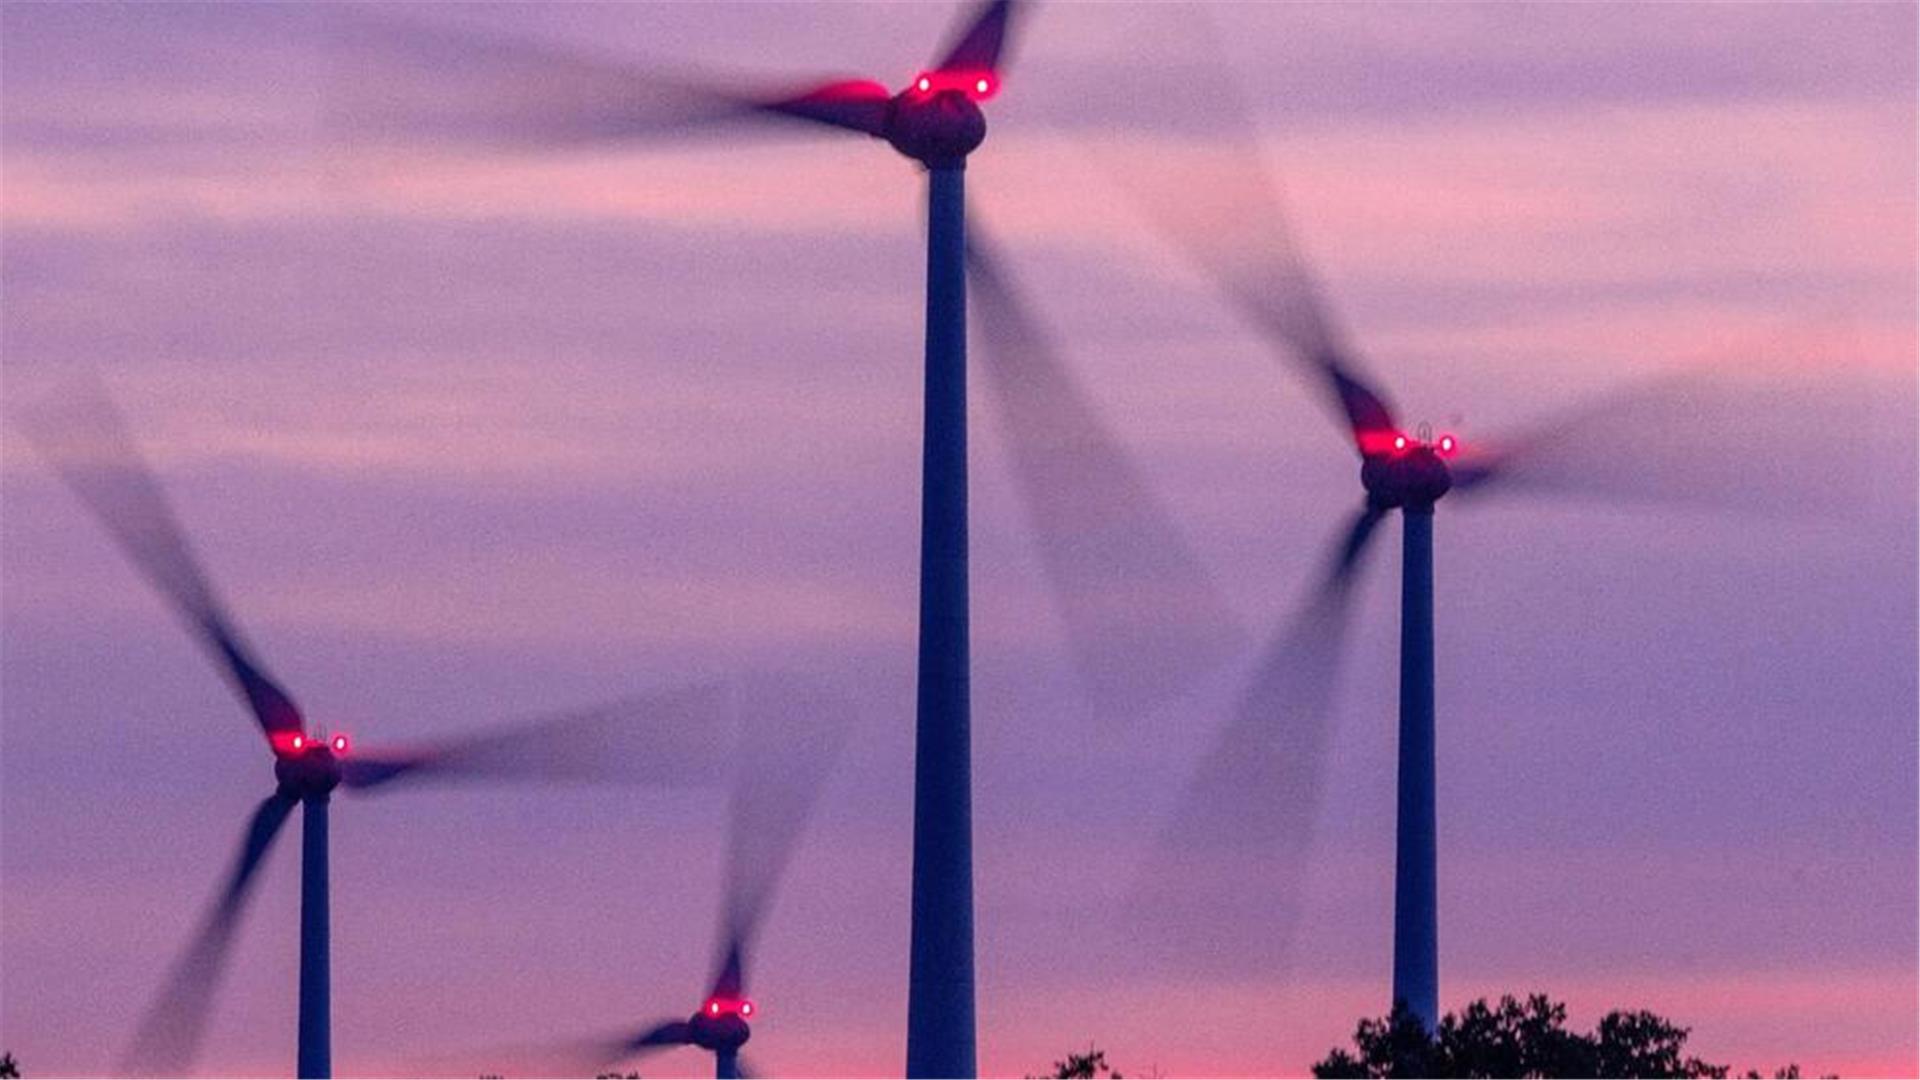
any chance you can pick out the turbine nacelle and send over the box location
[1361,426,1458,510]
[883,77,989,165]
[271,732,347,797]
[688,997,754,1052]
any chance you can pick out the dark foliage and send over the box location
[0,1052,17,1078]
[1033,1045,1125,1079]
[1313,995,1810,1079]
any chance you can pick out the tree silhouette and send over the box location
[0,1051,19,1078]
[1033,1045,1124,1079]
[1313,995,1812,1079]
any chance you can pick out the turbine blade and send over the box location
[326,11,888,147]
[1132,502,1385,969]
[631,1019,696,1050]
[120,792,298,1077]
[710,941,748,1004]
[492,1020,692,1078]
[1448,371,1861,513]
[1130,156,1396,455]
[1448,378,1696,498]
[437,1019,694,1078]
[968,224,1247,717]
[338,683,736,793]
[20,383,304,741]
[1334,503,1388,580]
[933,0,1021,76]
[1093,23,1397,455]
[709,676,854,1001]
[756,79,893,137]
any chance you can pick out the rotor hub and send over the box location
[884,89,985,166]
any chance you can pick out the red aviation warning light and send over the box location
[273,731,350,756]
[908,71,997,101]
[1366,430,1460,456]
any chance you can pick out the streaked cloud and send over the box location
[3,3,1913,1078]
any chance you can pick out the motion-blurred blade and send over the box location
[509,1019,693,1078]
[968,226,1246,716]
[709,677,854,1001]
[586,1020,694,1079]
[757,79,893,137]
[1126,150,1396,454]
[120,792,297,1077]
[1132,502,1384,969]
[630,1019,695,1051]
[339,683,736,793]
[1448,372,1855,512]
[326,11,888,147]
[22,385,304,741]
[435,1018,694,1079]
[1092,22,1397,455]
[710,941,748,1004]
[934,0,1020,76]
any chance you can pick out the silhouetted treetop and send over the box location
[1313,994,1813,1079]
[1033,1045,1125,1079]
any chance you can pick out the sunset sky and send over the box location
[2,3,1915,1077]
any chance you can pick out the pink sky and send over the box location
[3,3,1915,1077]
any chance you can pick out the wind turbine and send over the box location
[561,679,850,1080]
[25,388,747,1079]
[1117,52,1807,1032]
[325,4,1242,1073]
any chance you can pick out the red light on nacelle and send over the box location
[1392,435,1409,451]
[331,734,349,753]
[910,71,997,101]
[290,734,305,750]
[1437,434,1457,454]
[702,997,753,1019]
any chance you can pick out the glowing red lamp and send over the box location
[330,734,349,753]
[908,71,997,101]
